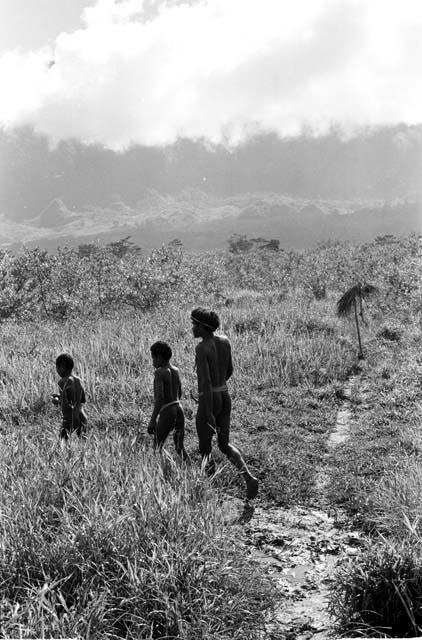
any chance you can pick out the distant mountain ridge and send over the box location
[1,191,420,251]
[1,124,421,217]
[0,124,421,249]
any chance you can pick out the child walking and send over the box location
[52,353,87,440]
[148,341,189,462]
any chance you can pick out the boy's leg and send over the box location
[59,420,70,441]
[216,392,259,500]
[196,400,215,475]
[78,408,88,438]
[75,423,87,438]
[155,410,175,451]
[173,407,190,463]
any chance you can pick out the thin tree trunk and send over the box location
[353,297,363,358]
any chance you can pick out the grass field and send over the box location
[0,234,420,638]
[327,316,422,636]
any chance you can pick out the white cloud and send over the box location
[0,0,421,148]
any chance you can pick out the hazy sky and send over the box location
[1,0,421,149]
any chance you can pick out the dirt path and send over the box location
[226,374,364,639]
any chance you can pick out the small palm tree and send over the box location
[336,282,377,359]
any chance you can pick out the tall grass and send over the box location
[0,235,419,636]
[328,321,422,636]
[330,538,422,637]
[0,293,355,502]
[0,430,273,639]
[0,278,359,636]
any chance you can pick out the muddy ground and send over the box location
[223,374,366,639]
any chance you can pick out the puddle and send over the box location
[285,564,310,585]
[222,501,362,639]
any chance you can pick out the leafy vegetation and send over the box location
[336,283,378,358]
[325,248,422,636]
[0,232,419,637]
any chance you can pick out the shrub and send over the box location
[330,539,422,637]
[377,325,403,342]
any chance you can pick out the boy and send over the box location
[148,341,189,462]
[52,353,87,440]
[191,307,259,500]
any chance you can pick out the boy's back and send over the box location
[54,352,88,441]
[149,341,189,462]
[154,364,181,405]
[59,374,87,428]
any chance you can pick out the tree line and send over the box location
[1,124,421,221]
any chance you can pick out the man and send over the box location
[191,307,258,500]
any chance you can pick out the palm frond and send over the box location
[336,282,378,317]
[336,285,361,317]
[361,283,378,298]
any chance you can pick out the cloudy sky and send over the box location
[1,0,421,149]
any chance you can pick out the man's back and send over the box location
[191,306,258,499]
[196,335,233,389]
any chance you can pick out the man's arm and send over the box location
[226,341,234,381]
[196,344,213,422]
[177,371,183,399]
[148,370,164,433]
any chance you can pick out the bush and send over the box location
[330,539,422,637]
[377,325,403,342]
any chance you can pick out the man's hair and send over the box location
[56,353,74,371]
[191,308,220,332]
[150,341,172,361]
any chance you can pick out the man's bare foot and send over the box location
[246,476,259,500]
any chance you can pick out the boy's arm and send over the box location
[148,370,164,433]
[52,393,60,405]
[52,378,63,405]
[62,379,74,407]
[66,384,75,407]
[196,345,213,423]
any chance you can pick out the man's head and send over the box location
[56,353,74,377]
[151,341,172,368]
[191,308,220,338]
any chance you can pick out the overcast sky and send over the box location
[1,0,421,149]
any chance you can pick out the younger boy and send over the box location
[148,341,189,462]
[52,353,87,440]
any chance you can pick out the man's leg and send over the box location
[216,392,259,500]
[196,401,215,475]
